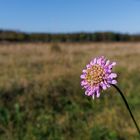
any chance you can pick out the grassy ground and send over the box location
[0,42,140,140]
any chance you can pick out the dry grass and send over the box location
[0,42,140,140]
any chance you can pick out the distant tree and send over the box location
[0,29,140,42]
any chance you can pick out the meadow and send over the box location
[0,42,140,140]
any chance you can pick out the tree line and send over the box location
[0,30,140,42]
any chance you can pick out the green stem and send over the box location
[112,84,140,135]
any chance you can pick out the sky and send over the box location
[0,0,140,33]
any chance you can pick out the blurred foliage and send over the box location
[0,43,139,140]
[50,44,61,53]
[1,30,140,42]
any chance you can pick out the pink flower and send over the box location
[80,56,117,99]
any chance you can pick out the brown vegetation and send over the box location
[0,42,139,140]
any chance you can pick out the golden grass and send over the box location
[0,42,140,140]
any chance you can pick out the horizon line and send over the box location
[0,28,140,35]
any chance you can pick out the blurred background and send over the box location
[0,0,140,140]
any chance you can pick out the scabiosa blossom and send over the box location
[80,56,117,99]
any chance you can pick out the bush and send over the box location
[50,44,61,53]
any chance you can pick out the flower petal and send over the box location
[93,58,97,64]
[111,80,117,84]
[92,94,95,99]
[109,73,117,78]
[80,74,86,79]
[97,58,102,65]
[82,69,87,73]
[111,62,116,66]
[90,61,94,65]
[96,91,100,98]
[100,82,107,90]
[108,62,116,69]
[81,81,87,86]
[86,64,90,68]
[105,60,110,66]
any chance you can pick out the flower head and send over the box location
[80,56,117,99]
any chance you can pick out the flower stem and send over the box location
[112,84,140,135]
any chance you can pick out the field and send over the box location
[0,42,140,140]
